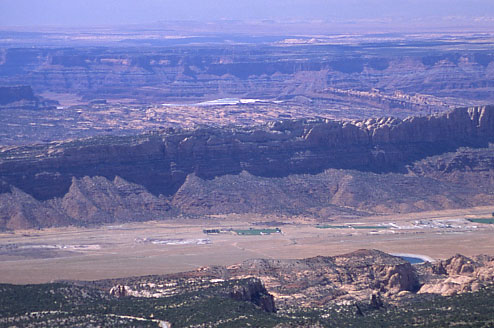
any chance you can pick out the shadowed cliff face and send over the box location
[0,106,493,202]
[0,106,493,229]
[0,86,36,105]
[0,86,58,110]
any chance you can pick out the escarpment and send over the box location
[1,106,493,199]
[2,47,494,105]
[0,86,58,110]
[0,106,494,228]
[0,86,36,105]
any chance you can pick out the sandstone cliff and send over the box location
[418,254,494,296]
[209,249,420,308]
[99,250,494,311]
[100,250,420,309]
[1,106,493,199]
[0,106,493,228]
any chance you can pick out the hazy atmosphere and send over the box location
[1,0,494,26]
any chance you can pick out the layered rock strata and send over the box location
[1,47,494,104]
[0,176,173,230]
[0,106,493,228]
[1,106,493,200]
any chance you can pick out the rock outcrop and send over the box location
[106,277,276,313]
[0,106,493,202]
[0,86,36,105]
[408,146,494,193]
[418,254,494,296]
[6,159,493,229]
[229,278,276,313]
[100,250,419,309]
[109,285,127,298]
[0,186,70,230]
[98,250,494,312]
[0,106,493,228]
[0,176,173,230]
[171,165,493,216]
[58,176,172,224]
[196,249,419,308]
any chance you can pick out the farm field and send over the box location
[0,206,493,284]
[468,218,494,224]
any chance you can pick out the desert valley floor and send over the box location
[1,206,493,284]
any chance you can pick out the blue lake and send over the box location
[399,256,425,264]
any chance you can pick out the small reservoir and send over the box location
[391,253,434,264]
[399,256,425,264]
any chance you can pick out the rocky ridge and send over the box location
[108,276,276,313]
[418,254,494,296]
[0,106,493,229]
[94,250,418,310]
[202,249,420,308]
[0,176,173,230]
[98,250,494,310]
[2,250,494,327]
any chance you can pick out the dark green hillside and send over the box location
[2,279,494,327]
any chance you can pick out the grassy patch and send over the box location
[234,228,281,235]
[316,225,350,229]
[468,218,494,224]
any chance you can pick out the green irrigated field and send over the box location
[316,225,350,229]
[234,228,281,235]
[468,218,494,224]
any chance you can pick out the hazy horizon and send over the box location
[1,0,494,29]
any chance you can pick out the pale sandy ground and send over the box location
[0,206,493,284]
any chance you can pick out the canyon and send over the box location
[1,22,494,328]
[1,41,494,108]
[2,33,494,147]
